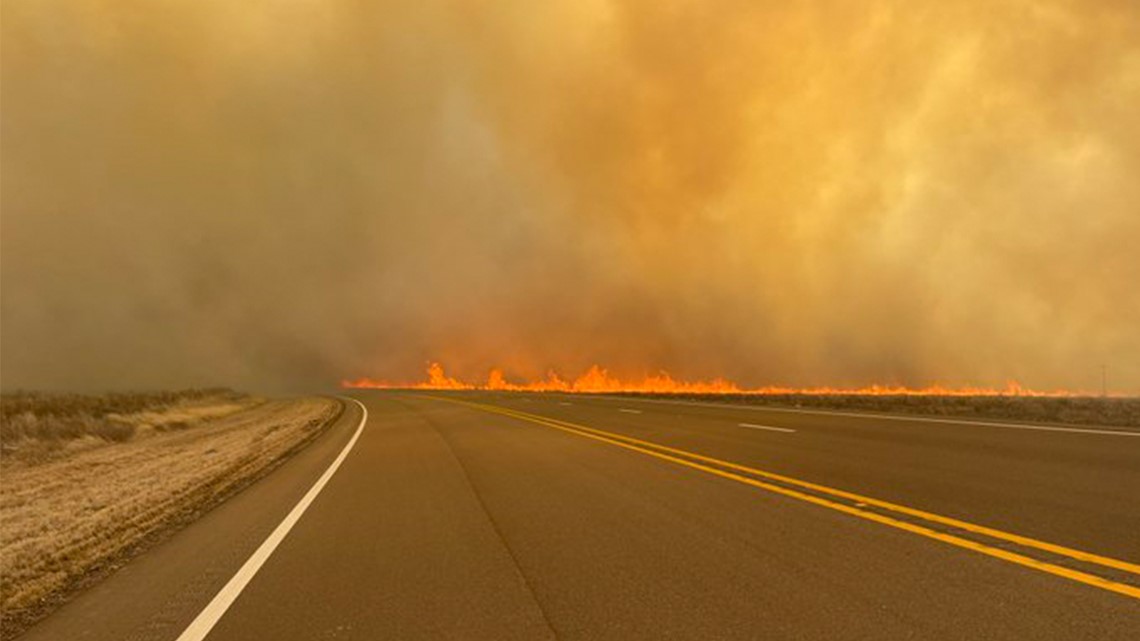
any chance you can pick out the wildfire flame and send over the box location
[342,363,1091,397]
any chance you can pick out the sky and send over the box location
[2,1,1138,393]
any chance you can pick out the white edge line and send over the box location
[564,395,1139,437]
[738,423,796,433]
[618,408,642,414]
[176,397,368,641]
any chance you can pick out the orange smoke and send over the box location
[341,363,1090,397]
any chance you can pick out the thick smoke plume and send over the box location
[3,1,1138,392]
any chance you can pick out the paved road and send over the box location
[21,391,1140,640]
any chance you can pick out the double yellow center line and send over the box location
[429,395,1140,600]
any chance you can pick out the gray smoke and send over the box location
[3,1,1138,392]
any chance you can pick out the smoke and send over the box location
[3,0,1138,392]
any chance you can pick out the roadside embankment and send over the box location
[0,391,342,638]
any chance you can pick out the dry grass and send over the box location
[0,389,254,463]
[0,393,341,638]
[622,393,1140,427]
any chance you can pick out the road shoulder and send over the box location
[15,399,363,641]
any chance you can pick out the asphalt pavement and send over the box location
[20,391,1140,640]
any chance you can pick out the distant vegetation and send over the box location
[623,393,1140,427]
[0,391,342,638]
[0,389,248,462]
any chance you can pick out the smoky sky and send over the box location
[2,1,1138,393]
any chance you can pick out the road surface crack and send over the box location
[421,412,561,640]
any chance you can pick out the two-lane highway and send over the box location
[21,391,1140,640]
[477,391,1140,563]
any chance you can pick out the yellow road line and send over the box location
[482,401,1140,575]
[428,395,1140,600]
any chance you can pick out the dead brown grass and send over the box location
[0,394,341,638]
[0,389,254,463]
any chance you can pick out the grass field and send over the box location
[0,391,341,638]
[0,389,256,463]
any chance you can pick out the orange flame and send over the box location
[341,363,1093,397]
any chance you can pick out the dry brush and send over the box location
[0,392,341,638]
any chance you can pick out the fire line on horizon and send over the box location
[342,363,1098,397]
